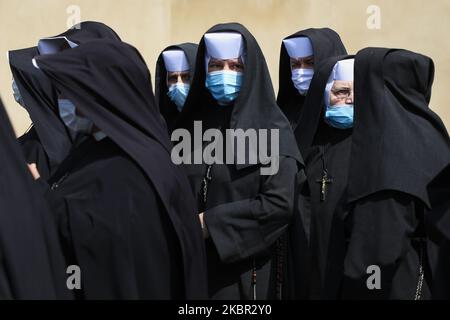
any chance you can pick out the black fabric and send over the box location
[155,43,198,132]
[277,28,347,129]
[187,155,301,299]
[34,39,208,299]
[294,54,353,155]
[9,21,121,178]
[175,23,305,299]
[342,49,450,298]
[348,48,450,207]
[178,22,303,168]
[43,21,121,46]
[288,55,353,299]
[41,137,185,299]
[298,48,450,299]
[18,126,51,180]
[10,46,69,175]
[0,97,70,299]
[283,206,310,299]
[277,30,346,299]
[307,126,353,299]
[425,164,450,299]
[342,191,431,300]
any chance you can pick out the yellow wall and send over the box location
[1,0,449,136]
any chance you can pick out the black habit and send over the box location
[277,28,347,300]
[0,97,70,299]
[277,28,347,129]
[177,23,305,300]
[296,48,450,300]
[9,21,121,180]
[33,39,208,299]
[155,43,198,133]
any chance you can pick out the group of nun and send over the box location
[1,21,449,300]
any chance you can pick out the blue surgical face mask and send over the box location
[167,83,190,112]
[57,99,93,134]
[12,79,26,108]
[324,104,354,129]
[291,68,314,96]
[205,70,243,106]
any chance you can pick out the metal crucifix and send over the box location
[316,170,333,202]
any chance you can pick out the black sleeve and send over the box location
[341,191,422,299]
[20,134,51,181]
[34,178,70,240]
[204,156,301,263]
[35,178,67,210]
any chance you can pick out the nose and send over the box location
[177,74,184,84]
[345,94,354,104]
[299,58,313,69]
[223,61,231,71]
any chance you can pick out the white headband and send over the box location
[33,36,79,69]
[162,50,190,72]
[204,32,245,71]
[37,36,78,55]
[283,37,313,58]
[324,58,355,106]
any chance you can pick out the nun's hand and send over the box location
[199,212,210,239]
[28,163,41,180]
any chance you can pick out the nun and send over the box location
[296,48,450,300]
[277,28,347,300]
[341,48,450,300]
[155,43,198,132]
[0,96,70,299]
[9,21,121,180]
[293,57,356,299]
[277,28,347,129]
[176,23,305,300]
[29,38,208,299]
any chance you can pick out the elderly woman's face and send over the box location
[207,58,244,73]
[330,80,354,106]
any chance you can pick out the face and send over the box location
[167,71,191,86]
[329,80,354,106]
[290,55,314,70]
[208,58,244,73]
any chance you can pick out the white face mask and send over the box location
[167,83,190,112]
[57,99,93,134]
[291,68,314,96]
